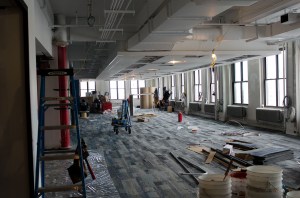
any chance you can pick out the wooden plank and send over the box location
[187,146,210,154]
[205,151,216,164]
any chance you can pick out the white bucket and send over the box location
[246,186,283,198]
[246,166,282,191]
[287,191,300,198]
[198,174,231,198]
[247,165,282,177]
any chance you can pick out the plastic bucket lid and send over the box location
[287,191,300,198]
[246,175,282,182]
[198,174,231,185]
[247,166,282,177]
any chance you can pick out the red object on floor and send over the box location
[178,111,182,122]
[102,102,112,111]
[58,46,70,148]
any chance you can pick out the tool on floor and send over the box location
[169,152,199,184]
[223,159,233,181]
[111,99,132,134]
[34,69,87,198]
[79,138,96,180]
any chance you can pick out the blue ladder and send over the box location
[34,69,86,198]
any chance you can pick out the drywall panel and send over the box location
[0,6,32,197]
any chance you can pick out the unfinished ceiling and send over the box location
[41,0,300,80]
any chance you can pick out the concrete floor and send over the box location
[45,110,300,197]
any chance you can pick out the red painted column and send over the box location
[58,46,70,148]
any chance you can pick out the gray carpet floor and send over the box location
[45,109,300,197]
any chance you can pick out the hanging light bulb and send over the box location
[211,49,217,71]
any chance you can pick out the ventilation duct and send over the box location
[188,27,221,41]
[53,14,68,46]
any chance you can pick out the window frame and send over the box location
[80,80,96,97]
[194,70,202,102]
[109,80,125,100]
[181,73,185,94]
[232,61,249,105]
[130,80,145,99]
[210,68,215,103]
[264,51,286,107]
[171,75,175,100]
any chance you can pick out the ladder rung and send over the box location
[40,153,77,161]
[44,103,72,107]
[44,149,76,154]
[37,69,74,76]
[43,97,73,101]
[42,125,76,130]
[38,183,82,193]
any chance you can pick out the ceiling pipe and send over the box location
[104,10,135,15]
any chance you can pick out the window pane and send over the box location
[266,55,277,79]
[278,51,285,78]
[132,89,138,99]
[278,79,285,107]
[182,85,185,93]
[211,69,215,83]
[194,71,199,84]
[199,86,202,101]
[110,81,117,88]
[118,81,125,88]
[199,70,202,84]
[242,61,248,81]
[171,87,175,99]
[194,86,198,101]
[89,81,95,89]
[242,82,248,104]
[110,89,117,99]
[80,81,87,89]
[181,74,185,85]
[118,89,125,99]
[211,84,215,103]
[265,80,276,106]
[171,75,175,86]
[131,80,138,88]
[234,83,241,104]
[80,90,87,97]
[234,63,241,81]
[138,80,145,88]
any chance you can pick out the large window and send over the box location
[210,68,215,103]
[110,80,125,99]
[171,75,175,99]
[181,73,185,93]
[80,81,96,97]
[233,61,248,104]
[194,70,202,101]
[265,51,286,107]
[131,80,145,98]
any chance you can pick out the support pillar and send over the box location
[58,46,70,148]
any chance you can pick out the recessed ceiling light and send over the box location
[168,60,185,64]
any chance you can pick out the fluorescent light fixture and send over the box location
[168,60,185,64]
[147,69,159,71]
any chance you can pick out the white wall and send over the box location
[0,5,34,197]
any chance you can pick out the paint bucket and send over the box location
[230,171,247,198]
[246,165,283,198]
[198,174,231,198]
[287,191,300,198]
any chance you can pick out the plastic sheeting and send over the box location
[44,151,120,198]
